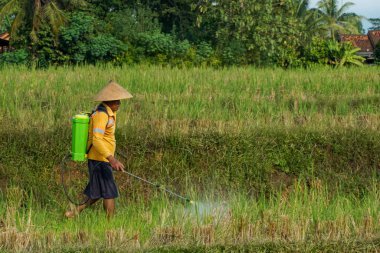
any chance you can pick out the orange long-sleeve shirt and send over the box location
[87,103,116,162]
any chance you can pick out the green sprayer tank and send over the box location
[72,113,90,161]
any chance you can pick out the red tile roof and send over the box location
[0,32,10,41]
[340,34,373,52]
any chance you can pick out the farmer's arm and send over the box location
[106,155,124,171]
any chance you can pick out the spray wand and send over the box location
[117,151,194,204]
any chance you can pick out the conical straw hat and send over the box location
[94,80,133,101]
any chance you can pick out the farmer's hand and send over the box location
[107,155,125,171]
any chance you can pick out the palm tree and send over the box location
[0,0,66,43]
[291,0,309,18]
[316,0,363,40]
[290,0,325,39]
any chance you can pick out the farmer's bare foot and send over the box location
[64,209,78,218]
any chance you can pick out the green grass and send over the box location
[1,65,380,131]
[0,65,380,251]
[0,180,379,252]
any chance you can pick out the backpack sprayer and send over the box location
[72,113,90,162]
[66,112,194,204]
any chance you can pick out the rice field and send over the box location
[1,65,380,132]
[1,181,379,252]
[0,65,380,252]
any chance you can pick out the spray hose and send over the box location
[116,151,193,204]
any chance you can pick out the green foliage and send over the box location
[59,12,126,64]
[0,0,66,43]
[326,40,364,67]
[124,36,221,67]
[273,40,304,68]
[0,48,29,66]
[315,0,363,40]
[0,0,369,68]
[129,0,199,40]
[88,35,127,63]
[0,15,11,33]
[303,38,364,67]
[33,24,68,67]
[175,39,191,57]
[196,42,213,59]
[107,7,161,43]
[137,32,175,57]
[219,40,247,66]
[51,11,127,65]
[199,0,305,67]
[304,37,330,64]
[195,41,214,65]
[290,0,325,42]
[59,13,95,63]
[132,31,197,66]
[342,12,364,34]
[60,13,94,43]
[84,0,125,17]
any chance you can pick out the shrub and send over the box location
[107,7,161,42]
[136,32,175,58]
[87,35,127,63]
[303,38,364,67]
[220,40,247,66]
[303,37,329,65]
[326,40,364,67]
[33,24,69,68]
[133,31,197,66]
[59,12,127,64]
[195,42,214,65]
[0,49,30,66]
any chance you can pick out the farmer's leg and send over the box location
[65,198,99,218]
[103,198,115,218]
[78,198,99,212]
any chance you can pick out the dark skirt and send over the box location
[84,159,119,199]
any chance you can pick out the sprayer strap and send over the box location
[86,104,109,155]
[86,144,93,155]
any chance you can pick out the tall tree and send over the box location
[122,0,202,41]
[0,0,81,43]
[197,0,305,66]
[316,0,363,40]
[291,0,309,18]
[83,0,125,18]
[290,0,324,40]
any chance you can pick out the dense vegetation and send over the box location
[0,66,379,251]
[0,1,379,252]
[0,0,378,67]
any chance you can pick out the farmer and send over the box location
[65,80,133,218]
